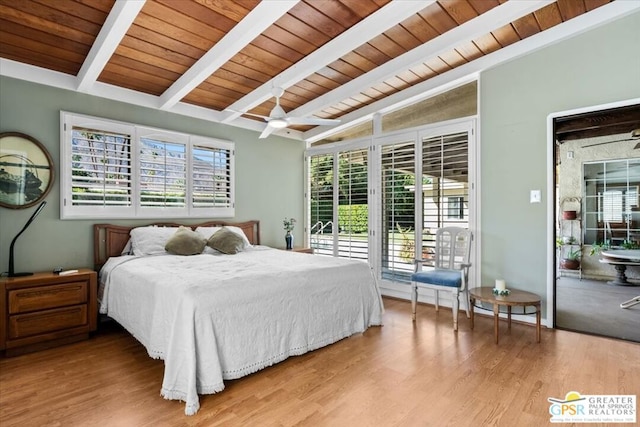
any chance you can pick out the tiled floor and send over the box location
[556,276,640,342]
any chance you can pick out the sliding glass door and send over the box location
[307,119,475,286]
[379,138,416,282]
[308,145,369,259]
[309,154,334,256]
[376,121,473,284]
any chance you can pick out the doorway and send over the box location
[552,101,640,342]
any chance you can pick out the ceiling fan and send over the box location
[582,128,640,148]
[230,87,341,139]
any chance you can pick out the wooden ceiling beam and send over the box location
[221,0,432,124]
[558,123,639,142]
[554,106,640,134]
[158,0,297,111]
[304,1,639,142]
[292,0,549,124]
[76,0,146,93]
[555,104,640,142]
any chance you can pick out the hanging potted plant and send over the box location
[560,247,581,270]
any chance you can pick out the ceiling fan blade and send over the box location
[225,109,270,121]
[582,138,634,148]
[286,117,341,126]
[259,123,277,139]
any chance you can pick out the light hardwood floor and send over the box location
[1,297,638,427]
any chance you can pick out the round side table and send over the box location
[469,287,541,344]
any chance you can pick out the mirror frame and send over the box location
[0,132,54,209]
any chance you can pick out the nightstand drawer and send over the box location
[8,305,88,339]
[1,269,97,356]
[8,281,88,314]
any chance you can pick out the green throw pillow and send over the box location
[165,226,207,255]
[207,227,246,254]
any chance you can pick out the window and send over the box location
[307,120,474,287]
[377,127,471,283]
[447,197,464,219]
[602,190,623,223]
[583,159,640,245]
[308,146,369,260]
[338,148,369,260]
[380,139,416,282]
[61,112,234,219]
[309,154,334,255]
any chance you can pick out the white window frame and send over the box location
[60,111,234,219]
[307,117,478,300]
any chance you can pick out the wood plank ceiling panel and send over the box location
[0,0,113,75]
[183,0,390,115]
[311,0,614,121]
[99,0,259,97]
[0,0,622,138]
[304,0,489,121]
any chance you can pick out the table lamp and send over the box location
[8,200,46,277]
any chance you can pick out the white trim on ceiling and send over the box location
[158,0,298,111]
[221,0,433,124]
[292,0,551,125]
[76,0,146,93]
[303,1,640,142]
[0,1,637,142]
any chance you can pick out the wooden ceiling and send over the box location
[1,0,636,141]
[555,104,640,142]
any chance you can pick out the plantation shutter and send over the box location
[68,125,132,211]
[309,154,334,256]
[380,140,416,282]
[338,148,368,260]
[61,112,235,219]
[420,131,470,262]
[192,145,233,209]
[602,190,623,223]
[139,137,186,208]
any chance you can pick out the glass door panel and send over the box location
[380,140,416,282]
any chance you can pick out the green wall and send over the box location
[2,10,639,315]
[0,76,305,273]
[480,11,640,314]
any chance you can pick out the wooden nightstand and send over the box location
[0,269,97,357]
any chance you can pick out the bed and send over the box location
[93,220,384,415]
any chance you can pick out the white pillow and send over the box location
[195,226,222,239]
[196,226,252,248]
[121,239,132,255]
[130,226,179,256]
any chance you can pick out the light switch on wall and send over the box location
[530,190,541,203]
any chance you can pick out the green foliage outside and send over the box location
[338,204,368,233]
[310,153,419,234]
[396,223,415,262]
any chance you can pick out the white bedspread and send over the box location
[99,247,383,415]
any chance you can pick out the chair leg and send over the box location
[463,288,471,319]
[411,282,417,321]
[452,290,459,331]
[434,290,439,312]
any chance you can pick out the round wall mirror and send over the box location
[0,132,54,209]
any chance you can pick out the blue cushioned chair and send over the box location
[411,227,473,331]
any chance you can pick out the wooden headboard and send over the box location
[93,220,260,271]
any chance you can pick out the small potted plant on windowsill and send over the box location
[560,247,581,270]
